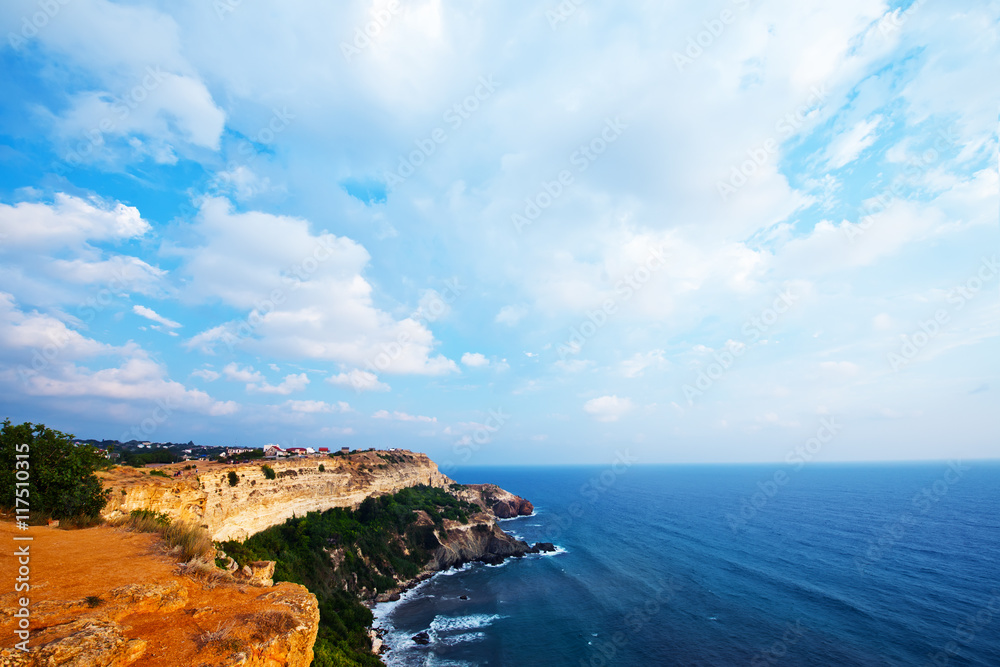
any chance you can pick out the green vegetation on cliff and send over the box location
[0,419,111,522]
[220,485,480,667]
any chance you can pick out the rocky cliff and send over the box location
[99,450,451,542]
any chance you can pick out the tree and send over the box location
[228,471,240,486]
[0,419,111,520]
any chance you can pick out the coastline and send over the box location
[370,510,561,663]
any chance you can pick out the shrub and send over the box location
[318,464,325,472]
[163,521,215,561]
[149,469,170,478]
[0,419,111,520]
[84,595,103,607]
[261,465,276,480]
[114,509,171,532]
[227,471,239,486]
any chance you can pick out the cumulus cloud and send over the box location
[248,373,310,395]
[0,194,149,249]
[179,199,458,376]
[190,368,220,382]
[222,363,263,383]
[461,352,489,368]
[326,369,390,392]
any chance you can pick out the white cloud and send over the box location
[133,305,181,329]
[0,293,237,418]
[284,399,350,413]
[190,368,220,382]
[372,410,436,423]
[824,115,883,169]
[248,372,310,395]
[222,362,263,383]
[180,199,458,376]
[326,369,390,392]
[583,395,634,422]
[0,194,149,250]
[461,352,489,368]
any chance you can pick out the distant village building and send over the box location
[340,447,350,455]
[264,445,284,457]
[286,447,308,456]
[318,447,329,454]
[226,447,254,457]
[305,447,315,454]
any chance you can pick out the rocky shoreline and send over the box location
[366,482,555,658]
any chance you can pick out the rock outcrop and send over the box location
[0,522,318,667]
[99,450,451,541]
[455,483,535,518]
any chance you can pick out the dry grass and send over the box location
[163,521,215,561]
[248,610,298,640]
[196,620,247,653]
[178,558,236,588]
[111,510,214,562]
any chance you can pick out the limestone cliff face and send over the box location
[429,520,531,570]
[99,450,451,542]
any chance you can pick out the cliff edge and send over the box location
[99,450,451,541]
[0,522,318,667]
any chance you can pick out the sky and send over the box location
[0,0,997,467]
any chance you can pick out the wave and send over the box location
[430,613,505,633]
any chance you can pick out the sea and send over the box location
[372,462,1000,666]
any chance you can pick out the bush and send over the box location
[149,469,170,478]
[163,521,215,561]
[0,419,111,521]
[112,510,213,561]
[261,465,276,480]
[318,464,325,472]
[227,471,239,486]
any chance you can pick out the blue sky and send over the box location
[0,0,996,466]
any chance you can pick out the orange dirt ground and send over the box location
[0,520,314,666]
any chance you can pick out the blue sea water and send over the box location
[373,463,1000,666]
